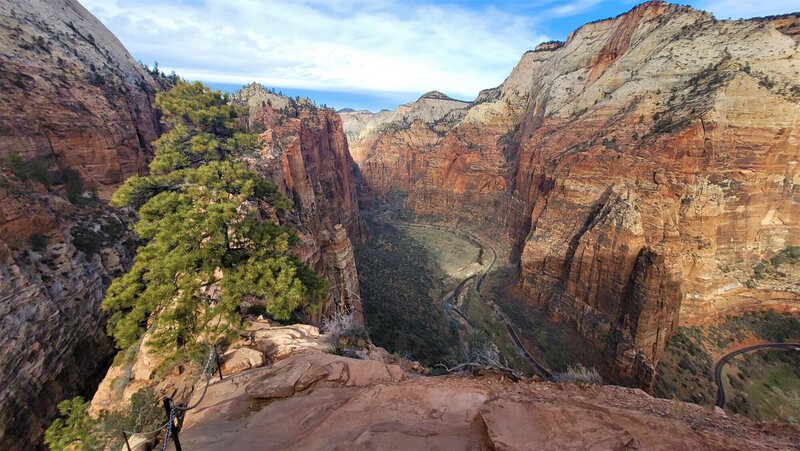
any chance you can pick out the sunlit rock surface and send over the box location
[343,2,800,387]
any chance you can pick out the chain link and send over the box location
[160,406,176,451]
[174,345,216,412]
[120,345,216,440]
[123,419,169,438]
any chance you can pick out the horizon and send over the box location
[86,0,799,112]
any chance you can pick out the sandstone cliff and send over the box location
[0,1,160,448]
[0,0,159,196]
[347,2,800,388]
[340,91,470,194]
[238,85,366,321]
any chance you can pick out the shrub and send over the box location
[61,168,83,204]
[71,225,102,255]
[552,364,604,384]
[1,154,53,185]
[321,309,364,343]
[601,137,619,151]
[770,246,800,267]
[45,388,163,451]
[29,233,48,252]
[44,397,95,451]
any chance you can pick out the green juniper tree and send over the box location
[103,81,326,366]
[46,81,327,451]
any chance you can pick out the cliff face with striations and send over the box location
[238,86,366,321]
[510,2,799,387]
[0,0,160,448]
[340,91,470,194]
[345,2,800,388]
[0,0,159,196]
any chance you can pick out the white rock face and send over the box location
[230,82,293,110]
[339,91,470,164]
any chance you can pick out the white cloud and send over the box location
[82,0,550,99]
[548,0,604,17]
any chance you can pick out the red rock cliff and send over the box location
[0,0,159,197]
[348,2,800,387]
[238,90,366,321]
[0,0,161,449]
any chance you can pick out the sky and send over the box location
[83,0,799,111]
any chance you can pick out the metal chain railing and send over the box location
[160,405,176,451]
[174,345,219,412]
[120,344,224,451]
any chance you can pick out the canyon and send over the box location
[343,1,800,388]
[0,0,799,449]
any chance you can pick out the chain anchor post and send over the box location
[161,396,182,451]
[122,431,132,451]
[213,344,224,380]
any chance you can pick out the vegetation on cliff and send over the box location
[44,389,162,451]
[104,81,326,365]
[656,310,800,417]
[45,81,328,450]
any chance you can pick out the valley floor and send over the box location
[655,310,800,423]
[356,200,608,379]
[357,199,800,424]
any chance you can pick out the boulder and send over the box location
[221,347,266,375]
[245,353,406,399]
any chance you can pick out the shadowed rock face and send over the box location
[344,2,800,387]
[0,0,160,448]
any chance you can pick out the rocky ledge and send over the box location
[166,323,799,450]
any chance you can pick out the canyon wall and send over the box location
[0,0,160,196]
[238,86,366,321]
[510,2,799,387]
[344,2,800,387]
[340,91,470,195]
[0,0,160,448]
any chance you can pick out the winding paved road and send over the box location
[397,221,553,380]
[712,343,800,407]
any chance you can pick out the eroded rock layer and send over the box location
[345,2,800,387]
[0,1,160,448]
[0,0,159,196]
[239,88,366,320]
[340,91,471,194]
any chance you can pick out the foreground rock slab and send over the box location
[176,354,799,450]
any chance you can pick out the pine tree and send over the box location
[103,81,325,365]
[44,397,96,451]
